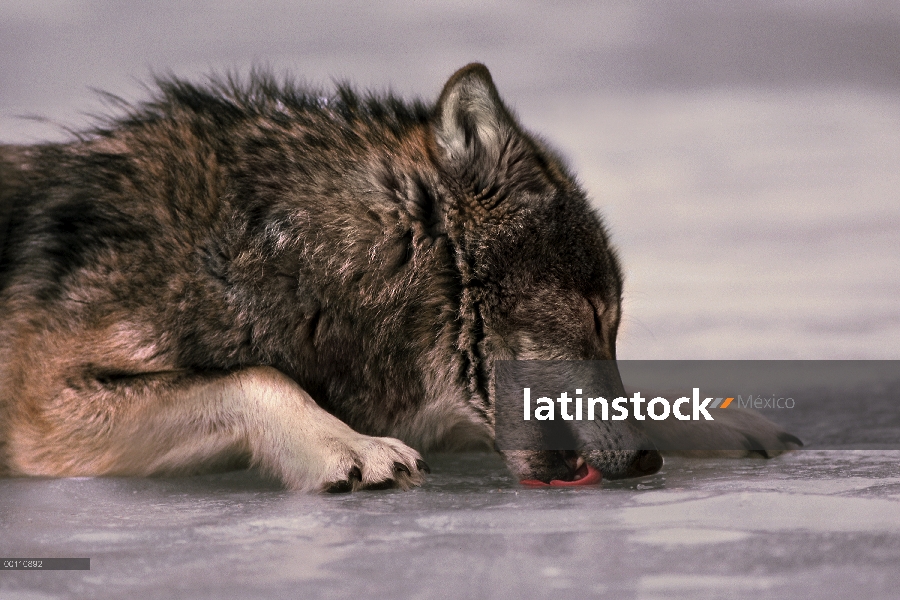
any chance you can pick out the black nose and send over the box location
[625,449,663,477]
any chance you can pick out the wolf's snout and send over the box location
[581,446,663,480]
[624,449,663,478]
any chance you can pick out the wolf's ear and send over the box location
[433,64,517,181]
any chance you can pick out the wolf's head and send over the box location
[429,64,662,483]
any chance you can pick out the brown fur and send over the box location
[0,64,798,490]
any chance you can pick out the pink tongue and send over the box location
[520,464,602,487]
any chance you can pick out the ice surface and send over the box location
[2,452,900,599]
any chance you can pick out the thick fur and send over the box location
[0,64,796,491]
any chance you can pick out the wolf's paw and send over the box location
[319,435,429,493]
[638,407,803,458]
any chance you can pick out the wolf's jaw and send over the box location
[519,457,602,487]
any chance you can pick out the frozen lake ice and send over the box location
[3,451,900,599]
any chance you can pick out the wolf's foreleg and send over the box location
[636,407,803,458]
[9,366,428,491]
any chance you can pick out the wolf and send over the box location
[0,64,799,491]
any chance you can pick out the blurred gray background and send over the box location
[2,0,899,360]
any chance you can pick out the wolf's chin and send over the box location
[520,458,603,487]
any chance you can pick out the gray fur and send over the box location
[0,64,796,490]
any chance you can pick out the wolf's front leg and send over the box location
[636,407,803,458]
[9,366,428,492]
[212,367,429,491]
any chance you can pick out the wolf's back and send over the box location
[0,145,29,290]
